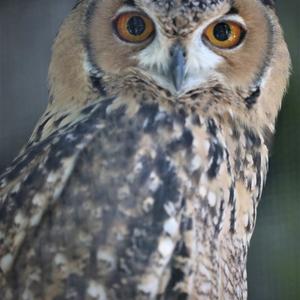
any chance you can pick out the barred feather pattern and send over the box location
[0,89,268,299]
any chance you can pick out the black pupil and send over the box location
[213,22,231,41]
[127,16,146,36]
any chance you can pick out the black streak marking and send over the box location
[245,88,260,109]
[138,103,159,132]
[175,240,190,258]
[180,216,193,232]
[230,198,236,234]
[231,124,240,140]
[2,143,46,183]
[85,0,97,24]
[181,130,194,148]
[191,93,200,101]
[53,114,68,128]
[245,128,261,147]
[253,153,261,172]
[207,142,224,179]
[168,130,193,152]
[229,185,235,204]
[207,118,217,137]
[137,156,153,185]
[81,103,95,115]
[178,293,189,300]
[245,216,251,232]
[82,0,108,97]
[164,240,191,298]
[35,115,52,142]
[191,113,201,126]
[90,75,107,97]
[175,108,187,126]
[215,199,224,235]
[72,0,82,10]
[153,152,180,222]
[167,267,185,290]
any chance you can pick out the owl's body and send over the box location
[0,0,290,299]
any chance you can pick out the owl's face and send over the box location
[49,0,289,133]
[88,0,276,97]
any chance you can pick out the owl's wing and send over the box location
[0,96,232,299]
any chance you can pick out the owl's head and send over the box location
[49,0,290,130]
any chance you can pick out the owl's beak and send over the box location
[169,43,186,91]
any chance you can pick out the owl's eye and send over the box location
[114,12,155,43]
[203,21,245,49]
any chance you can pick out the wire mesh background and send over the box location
[0,1,299,299]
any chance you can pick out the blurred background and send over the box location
[0,1,299,299]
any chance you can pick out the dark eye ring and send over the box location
[114,12,155,44]
[203,20,246,49]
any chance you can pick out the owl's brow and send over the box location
[226,6,239,15]
[123,0,136,7]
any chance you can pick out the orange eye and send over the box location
[114,12,155,43]
[203,21,245,49]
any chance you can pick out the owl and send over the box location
[0,0,290,299]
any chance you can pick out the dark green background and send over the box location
[0,1,299,299]
[248,2,300,299]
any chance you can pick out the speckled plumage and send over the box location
[0,0,290,299]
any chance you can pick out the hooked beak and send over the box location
[169,43,186,91]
